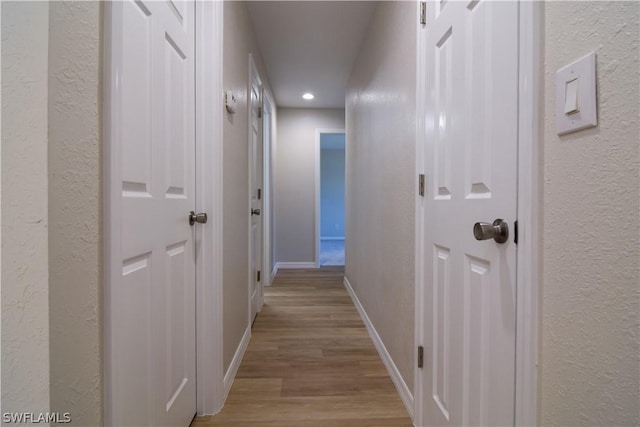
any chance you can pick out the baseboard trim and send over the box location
[270,264,278,283]
[276,262,317,269]
[320,236,345,241]
[343,276,415,420]
[223,326,251,399]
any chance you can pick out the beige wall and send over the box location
[345,1,416,392]
[222,1,275,372]
[275,108,345,263]
[1,0,51,414]
[2,2,103,422]
[48,2,103,425]
[541,2,640,425]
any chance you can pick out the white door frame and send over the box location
[314,128,346,268]
[262,93,274,286]
[194,0,225,416]
[513,3,543,424]
[103,1,226,421]
[413,2,543,426]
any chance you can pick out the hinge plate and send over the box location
[258,106,262,118]
[257,188,262,200]
[514,220,518,245]
[418,174,425,197]
[420,2,426,25]
[257,270,261,282]
[418,345,424,368]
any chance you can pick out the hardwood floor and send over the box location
[191,267,413,427]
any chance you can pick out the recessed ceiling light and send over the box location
[302,92,315,100]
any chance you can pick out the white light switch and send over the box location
[564,77,579,115]
[555,51,597,135]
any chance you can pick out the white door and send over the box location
[107,1,196,425]
[421,1,518,426]
[249,62,264,323]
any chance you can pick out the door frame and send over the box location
[194,0,225,416]
[103,1,225,421]
[248,53,264,323]
[314,128,346,268]
[262,93,274,286]
[413,2,543,426]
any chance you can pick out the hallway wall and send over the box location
[222,1,275,372]
[345,1,416,394]
[1,1,51,415]
[3,3,104,423]
[275,108,345,264]
[541,2,640,425]
[48,2,103,424]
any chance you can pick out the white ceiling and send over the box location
[246,1,378,109]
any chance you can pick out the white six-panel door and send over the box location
[422,1,519,426]
[107,1,196,425]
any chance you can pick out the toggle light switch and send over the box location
[555,51,597,135]
[564,77,579,115]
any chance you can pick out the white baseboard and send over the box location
[223,326,251,399]
[343,276,415,420]
[320,236,345,241]
[276,262,317,269]
[270,264,278,283]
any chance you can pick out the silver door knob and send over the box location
[473,219,509,244]
[189,211,208,226]
[251,208,261,216]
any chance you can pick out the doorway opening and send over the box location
[316,131,346,267]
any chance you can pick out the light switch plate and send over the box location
[556,51,597,135]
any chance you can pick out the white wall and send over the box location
[345,1,416,392]
[540,2,640,425]
[275,108,345,263]
[1,0,51,414]
[48,2,103,424]
[222,1,275,372]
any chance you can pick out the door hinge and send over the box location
[258,106,262,118]
[420,2,426,25]
[418,345,424,368]
[257,270,261,282]
[514,220,518,245]
[257,188,262,200]
[418,174,425,197]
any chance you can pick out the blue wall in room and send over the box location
[320,133,345,238]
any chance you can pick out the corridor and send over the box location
[191,268,412,427]
[3,2,639,426]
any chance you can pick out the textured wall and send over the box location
[541,2,640,425]
[48,2,103,425]
[222,1,274,372]
[1,0,51,414]
[345,1,416,392]
[275,108,345,263]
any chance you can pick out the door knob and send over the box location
[189,211,208,226]
[473,219,509,244]
[251,208,261,216]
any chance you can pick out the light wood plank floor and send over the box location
[191,267,413,427]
